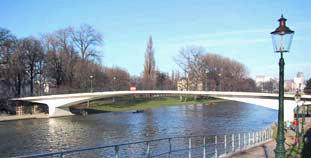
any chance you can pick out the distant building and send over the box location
[293,72,305,92]
[177,78,204,91]
[255,76,275,86]
[284,80,295,92]
[177,78,188,91]
[255,76,277,92]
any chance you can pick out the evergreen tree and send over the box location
[142,36,156,90]
[304,78,311,94]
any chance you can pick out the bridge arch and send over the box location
[12,90,311,121]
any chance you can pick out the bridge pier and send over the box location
[48,106,74,117]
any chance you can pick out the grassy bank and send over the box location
[89,96,224,112]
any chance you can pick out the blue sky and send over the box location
[1,0,311,80]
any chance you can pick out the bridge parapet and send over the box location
[11,91,311,120]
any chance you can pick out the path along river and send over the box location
[0,101,277,157]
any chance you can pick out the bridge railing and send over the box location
[15,125,275,158]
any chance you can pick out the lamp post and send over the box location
[112,76,116,103]
[271,15,294,158]
[294,90,301,145]
[205,69,209,91]
[113,76,116,91]
[301,101,305,144]
[218,73,222,91]
[90,75,93,93]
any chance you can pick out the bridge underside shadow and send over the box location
[214,96,299,122]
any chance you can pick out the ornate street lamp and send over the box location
[271,15,295,158]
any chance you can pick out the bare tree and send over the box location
[19,37,44,96]
[0,28,26,97]
[70,24,103,61]
[174,46,206,90]
[142,36,156,90]
[42,28,78,92]
[105,67,130,91]
[155,71,176,90]
[201,53,252,91]
[175,45,254,92]
[42,33,65,88]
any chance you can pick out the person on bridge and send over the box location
[293,118,299,144]
[286,120,291,132]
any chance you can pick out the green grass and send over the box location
[89,96,224,112]
[307,105,311,113]
[286,144,303,158]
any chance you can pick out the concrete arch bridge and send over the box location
[12,91,311,122]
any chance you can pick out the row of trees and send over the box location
[1,25,259,99]
[0,27,178,99]
[0,25,106,98]
[174,46,257,92]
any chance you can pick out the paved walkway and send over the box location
[230,140,276,158]
[230,118,311,158]
[0,113,49,121]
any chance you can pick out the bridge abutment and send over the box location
[48,106,74,117]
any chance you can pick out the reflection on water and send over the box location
[0,101,277,157]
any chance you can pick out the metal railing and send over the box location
[15,125,275,158]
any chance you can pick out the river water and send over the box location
[0,101,277,157]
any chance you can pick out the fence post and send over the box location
[243,133,246,149]
[60,153,64,158]
[260,131,263,142]
[259,131,262,142]
[266,129,269,140]
[248,133,251,146]
[261,131,263,142]
[146,141,150,158]
[266,129,268,140]
[203,137,206,158]
[224,135,227,155]
[215,135,218,158]
[115,146,119,158]
[238,133,241,150]
[232,134,234,152]
[169,138,172,158]
[188,137,191,158]
[253,132,255,145]
[255,132,259,144]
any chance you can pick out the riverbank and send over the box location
[0,96,224,121]
[89,96,224,112]
[0,113,49,122]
